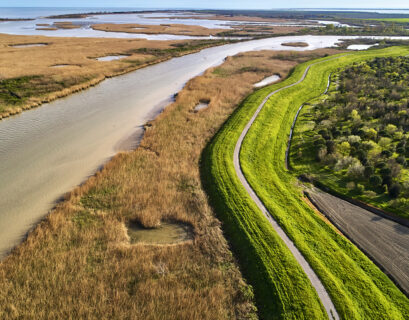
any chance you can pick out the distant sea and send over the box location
[0,7,162,19]
[1,7,409,19]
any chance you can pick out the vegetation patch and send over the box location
[281,42,309,47]
[126,220,194,244]
[204,47,409,319]
[292,56,409,219]
[0,33,232,119]
[1,48,325,319]
[0,74,91,112]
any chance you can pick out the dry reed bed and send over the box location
[0,33,228,119]
[0,49,339,319]
[92,22,304,38]
[92,23,226,36]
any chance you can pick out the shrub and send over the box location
[364,190,377,198]
[317,147,327,162]
[346,181,356,190]
[356,183,365,194]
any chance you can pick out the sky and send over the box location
[1,0,408,10]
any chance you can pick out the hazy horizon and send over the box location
[1,0,408,10]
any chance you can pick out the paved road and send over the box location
[233,61,340,320]
[307,188,409,296]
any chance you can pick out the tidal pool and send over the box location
[96,55,128,61]
[127,221,194,244]
[254,74,281,87]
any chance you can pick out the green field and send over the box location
[202,47,409,319]
[366,18,409,23]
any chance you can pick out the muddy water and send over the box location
[1,35,409,257]
[127,221,193,244]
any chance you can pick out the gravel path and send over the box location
[307,188,409,296]
[233,61,340,320]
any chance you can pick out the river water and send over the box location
[1,34,409,257]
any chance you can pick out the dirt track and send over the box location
[233,61,340,320]
[307,188,409,296]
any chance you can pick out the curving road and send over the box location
[233,61,340,319]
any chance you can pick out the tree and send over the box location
[317,147,327,162]
[356,184,365,194]
[348,162,364,179]
[366,128,377,140]
[389,183,401,198]
[338,141,351,156]
[326,140,336,154]
[364,166,374,178]
[369,175,382,186]
[382,175,393,187]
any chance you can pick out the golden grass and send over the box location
[0,33,229,119]
[281,41,309,47]
[0,48,340,319]
[150,14,301,23]
[92,23,226,36]
[53,21,81,29]
[92,22,304,38]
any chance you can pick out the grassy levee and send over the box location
[202,66,329,319]
[203,46,409,319]
[240,47,409,318]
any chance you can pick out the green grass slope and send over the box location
[202,46,409,320]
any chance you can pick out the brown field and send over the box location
[0,33,230,119]
[281,41,309,47]
[92,23,226,36]
[0,48,340,319]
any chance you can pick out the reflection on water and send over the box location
[96,55,128,61]
[10,43,47,47]
[254,74,281,87]
[0,10,351,40]
[347,43,379,50]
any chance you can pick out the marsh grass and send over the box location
[0,34,230,119]
[0,49,340,319]
[92,23,226,36]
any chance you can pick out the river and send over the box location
[0,34,409,257]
